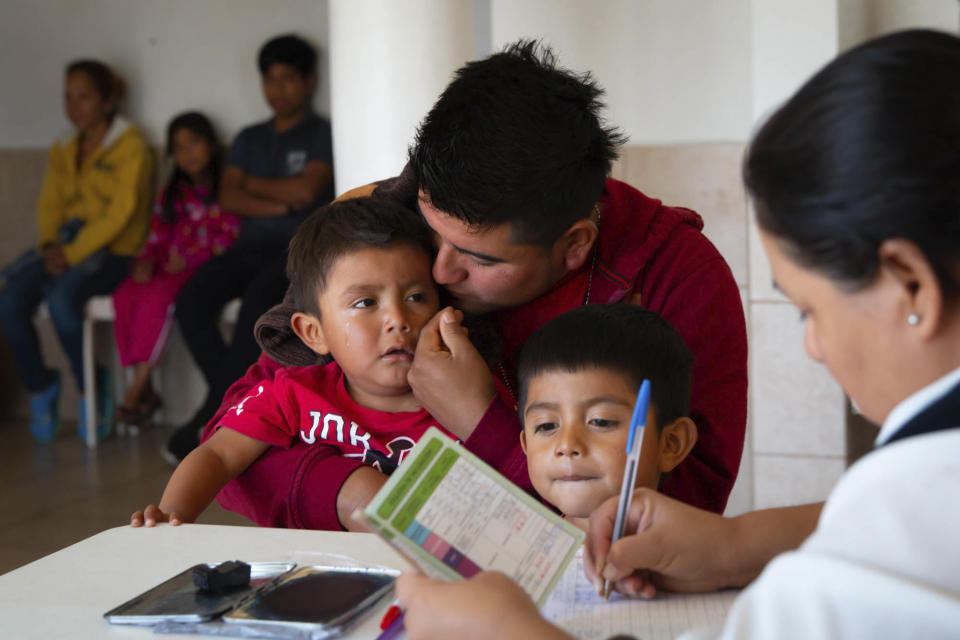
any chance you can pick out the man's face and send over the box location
[262,62,313,120]
[418,191,567,313]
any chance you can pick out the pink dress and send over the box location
[112,182,240,366]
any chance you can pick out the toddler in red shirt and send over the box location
[130,197,459,527]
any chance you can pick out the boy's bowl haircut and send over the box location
[517,304,694,429]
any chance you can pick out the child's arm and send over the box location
[243,160,333,210]
[336,466,388,532]
[130,199,168,282]
[130,428,270,527]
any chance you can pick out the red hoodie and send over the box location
[206,178,747,528]
[470,178,748,513]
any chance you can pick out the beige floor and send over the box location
[0,418,252,576]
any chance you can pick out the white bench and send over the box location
[39,296,241,448]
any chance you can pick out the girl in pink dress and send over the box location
[113,112,240,426]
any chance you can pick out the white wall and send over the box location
[328,0,474,192]
[866,0,959,34]
[491,0,753,145]
[839,0,959,52]
[0,0,330,149]
[751,0,839,124]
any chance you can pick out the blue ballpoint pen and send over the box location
[602,379,651,599]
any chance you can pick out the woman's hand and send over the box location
[132,260,153,283]
[585,489,821,598]
[585,488,743,598]
[396,571,570,640]
[42,244,68,275]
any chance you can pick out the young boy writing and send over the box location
[132,197,460,528]
[517,304,699,531]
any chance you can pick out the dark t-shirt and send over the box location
[227,112,334,246]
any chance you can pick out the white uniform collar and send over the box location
[876,364,960,447]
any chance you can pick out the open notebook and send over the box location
[541,548,738,639]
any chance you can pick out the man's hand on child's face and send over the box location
[130,504,182,528]
[408,307,495,440]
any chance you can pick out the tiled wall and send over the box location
[613,144,849,514]
[0,144,854,512]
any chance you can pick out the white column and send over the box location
[748,0,847,510]
[328,0,475,193]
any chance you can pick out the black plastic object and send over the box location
[192,560,251,593]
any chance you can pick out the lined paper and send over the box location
[541,550,738,640]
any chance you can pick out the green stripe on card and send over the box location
[377,439,442,519]
[391,449,459,532]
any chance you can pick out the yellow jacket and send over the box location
[36,116,154,265]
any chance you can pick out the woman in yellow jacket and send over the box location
[0,59,153,443]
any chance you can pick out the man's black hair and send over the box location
[410,39,626,248]
[287,198,433,318]
[745,29,960,297]
[258,34,317,78]
[517,305,694,429]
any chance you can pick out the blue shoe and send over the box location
[29,371,61,443]
[78,367,113,442]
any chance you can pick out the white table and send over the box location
[0,524,411,639]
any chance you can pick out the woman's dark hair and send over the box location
[65,59,125,117]
[410,39,626,248]
[744,29,960,297]
[258,34,317,78]
[517,304,694,429]
[287,198,434,317]
[161,111,222,224]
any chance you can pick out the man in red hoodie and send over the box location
[202,40,748,531]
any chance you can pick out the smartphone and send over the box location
[103,562,295,625]
[223,565,398,636]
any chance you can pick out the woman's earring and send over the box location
[908,313,921,326]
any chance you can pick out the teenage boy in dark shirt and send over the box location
[166,34,334,462]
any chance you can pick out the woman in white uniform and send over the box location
[395,29,960,640]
